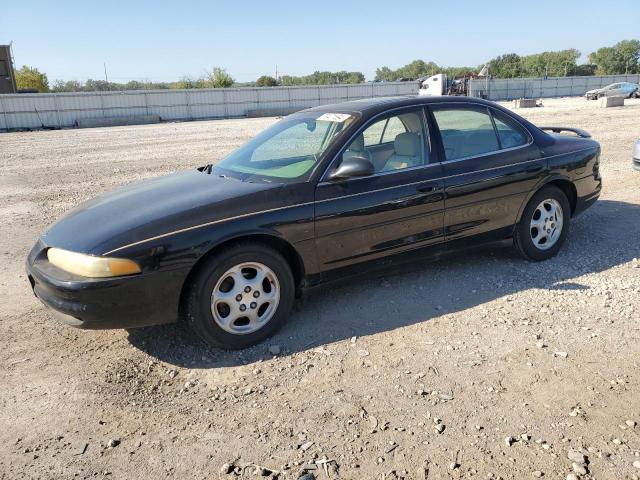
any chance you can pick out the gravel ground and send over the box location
[1,97,639,480]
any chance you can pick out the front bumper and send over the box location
[26,241,187,329]
[634,140,640,171]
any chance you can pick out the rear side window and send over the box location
[491,111,528,149]
[432,106,529,161]
[432,107,499,160]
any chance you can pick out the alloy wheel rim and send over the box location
[211,262,280,335]
[530,198,563,250]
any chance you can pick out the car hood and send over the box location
[42,170,285,255]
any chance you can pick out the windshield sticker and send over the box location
[317,113,352,123]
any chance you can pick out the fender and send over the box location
[193,225,316,285]
[514,173,573,223]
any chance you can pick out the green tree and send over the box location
[398,60,439,80]
[616,39,640,73]
[172,77,196,89]
[573,64,597,76]
[487,53,522,78]
[374,66,396,82]
[344,71,365,83]
[441,66,477,78]
[256,75,277,87]
[279,75,301,86]
[51,79,83,92]
[124,80,145,90]
[334,71,365,84]
[84,79,113,91]
[375,60,439,81]
[486,49,581,78]
[193,77,208,89]
[589,40,640,74]
[207,67,234,88]
[279,70,364,85]
[15,66,49,92]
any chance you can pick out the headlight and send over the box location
[47,248,141,278]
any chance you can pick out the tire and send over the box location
[184,241,295,349]
[514,186,571,261]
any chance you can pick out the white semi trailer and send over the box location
[418,66,488,97]
[418,74,447,96]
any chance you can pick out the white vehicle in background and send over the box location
[418,73,447,96]
[418,67,488,97]
[585,82,639,100]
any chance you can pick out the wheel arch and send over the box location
[516,176,577,223]
[178,232,307,317]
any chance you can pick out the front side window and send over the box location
[362,115,409,147]
[362,119,386,146]
[341,110,428,173]
[215,111,356,182]
[381,117,407,143]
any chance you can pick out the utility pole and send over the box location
[8,41,17,93]
[275,64,278,83]
[104,62,109,84]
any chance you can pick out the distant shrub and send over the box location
[256,75,277,87]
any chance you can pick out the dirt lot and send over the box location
[1,97,639,480]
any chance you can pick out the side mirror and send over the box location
[329,156,375,180]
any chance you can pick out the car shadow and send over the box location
[127,199,640,368]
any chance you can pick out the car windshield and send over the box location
[213,111,357,183]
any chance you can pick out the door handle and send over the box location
[417,183,440,193]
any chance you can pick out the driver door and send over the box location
[313,107,445,272]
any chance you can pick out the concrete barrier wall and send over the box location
[468,74,640,101]
[0,82,419,130]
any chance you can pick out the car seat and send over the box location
[381,132,422,171]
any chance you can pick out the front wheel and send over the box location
[514,186,571,261]
[184,242,295,349]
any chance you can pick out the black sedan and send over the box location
[26,96,602,349]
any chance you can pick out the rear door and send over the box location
[314,107,445,271]
[428,103,544,244]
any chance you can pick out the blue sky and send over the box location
[1,0,639,83]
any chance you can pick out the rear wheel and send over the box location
[184,242,295,349]
[514,186,571,261]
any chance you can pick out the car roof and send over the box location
[304,95,497,116]
[302,94,555,148]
